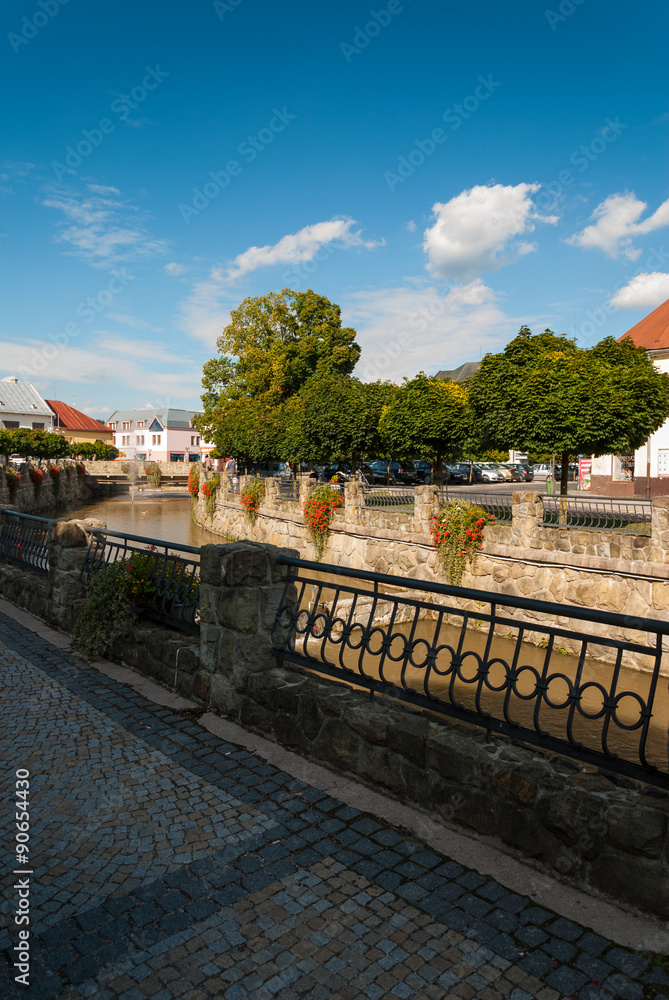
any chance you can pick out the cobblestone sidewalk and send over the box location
[1,610,668,1000]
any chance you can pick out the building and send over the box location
[434,361,481,383]
[591,298,669,496]
[106,407,204,462]
[0,377,54,432]
[47,400,114,448]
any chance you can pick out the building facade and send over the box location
[591,299,669,497]
[106,408,204,462]
[0,377,54,432]
[48,400,114,448]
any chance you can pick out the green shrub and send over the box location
[72,562,136,660]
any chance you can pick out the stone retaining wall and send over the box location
[193,476,669,670]
[0,461,92,514]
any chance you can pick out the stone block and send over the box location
[217,588,259,633]
[357,742,406,795]
[220,543,269,588]
[239,696,275,733]
[52,520,88,548]
[589,848,669,919]
[199,544,228,586]
[605,803,667,859]
[425,727,485,785]
[199,622,221,673]
[387,714,433,765]
[312,717,362,771]
[209,673,240,716]
[345,701,393,744]
[192,671,210,703]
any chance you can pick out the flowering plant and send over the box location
[429,500,495,586]
[75,462,86,476]
[28,466,43,487]
[201,474,220,518]
[241,478,266,522]
[187,466,200,498]
[4,467,20,493]
[48,464,61,479]
[303,484,344,560]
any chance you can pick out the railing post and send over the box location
[49,519,105,631]
[197,541,298,714]
[264,475,277,509]
[414,485,438,531]
[651,497,669,564]
[512,490,542,547]
[345,480,363,525]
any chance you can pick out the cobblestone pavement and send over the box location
[1,610,668,1000]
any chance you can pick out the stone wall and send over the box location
[84,460,193,477]
[0,461,92,514]
[193,476,669,670]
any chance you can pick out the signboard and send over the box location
[578,457,592,491]
[658,449,669,477]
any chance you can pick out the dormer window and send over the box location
[149,418,164,432]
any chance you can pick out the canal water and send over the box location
[58,493,668,772]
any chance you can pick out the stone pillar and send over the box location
[345,481,364,526]
[197,541,298,716]
[414,485,438,533]
[511,490,542,548]
[263,476,277,509]
[48,519,105,631]
[651,496,669,564]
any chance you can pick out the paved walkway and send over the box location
[1,608,668,1000]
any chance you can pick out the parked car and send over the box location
[509,463,534,482]
[475,463,505,483]
[366,460,417,485]
[531,463,552,480]
[413,460,433,483]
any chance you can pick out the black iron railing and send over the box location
[362,487,415,510]
[541,496,652,535]
[439,490,513,524]
[272,557,669,788]
[81,528,200,633]
[276,478,300,501]
[0,510,51,576]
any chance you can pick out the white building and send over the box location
[0,377,54,432]
[591,298,669,497]
[107,407,206,462]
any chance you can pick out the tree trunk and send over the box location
[560,450,569,496]
[437,452,442,490]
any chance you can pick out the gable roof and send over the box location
[434,361,481,383]
[618,298,669,351]
[106,407,198,429]
[0,378,52,417]
[47,399,108,432]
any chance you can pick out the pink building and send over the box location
[107,407,207,462]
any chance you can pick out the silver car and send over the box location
[476,463,504,482]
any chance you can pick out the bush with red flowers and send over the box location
[187,466,200,498]
[28,466,44,495]
[429,500,495,586]
[241,478,266,522]
[48,463,61,499]
[4,466,20,494]
[75,462,86,476]
[201,474,220,518]
[303,484,344,560]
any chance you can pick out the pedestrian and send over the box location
[225,456,237,476]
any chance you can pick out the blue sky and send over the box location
[2,0,668,418]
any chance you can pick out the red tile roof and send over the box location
[47,400,108,432]
[618,298,669,350]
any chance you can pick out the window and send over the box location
[152,434,161,446]
[122,421,130,431]
[612,454,634,482]
[190,435,201,446]
[108,422,116,430]
[32,422,45,430]
[136,420,145,429]
[170,453,184,462]
[3,421,19,429]
[149,418,163,432]
[137,435,144,446]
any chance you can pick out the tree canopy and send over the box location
[0,428,71,460]
[378,373,469,463]
[76,440,120,460]
[468,327,669,493]
[196,288,361,462]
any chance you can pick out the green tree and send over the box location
[468,327,669,494]
[378,373,469,485]
[195,288,361,462]
[76,440,119,460]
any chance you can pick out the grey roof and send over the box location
[106,407,199,429]
[0,378,53,417]
[435,361,481,383]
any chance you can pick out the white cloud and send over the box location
[568,192,669,260]
[344,280,523,382]
[179,266,231,347]
[43,184,170,268]
[164,262,187,276]
[93,334,183,363]
[0,337,199,399]
[106,312,162,333]
[405,220,417,232]
[223,218,383,282]
[610,272,669,310]
[423,183,558,280]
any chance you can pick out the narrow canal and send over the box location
[61,493,217,549]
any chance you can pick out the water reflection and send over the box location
[58,495,224,550]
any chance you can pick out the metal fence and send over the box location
[541,496,652,535]
[276,478,300,501]
[0,510,51,576]
[272,557,669,789]
[81,528,201,633]
[439,490,513,523]
[362,486,415,509]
